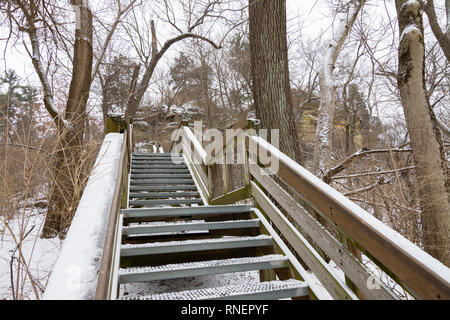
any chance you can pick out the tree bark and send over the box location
[42,1,93,238]
[248,0,302,163]
[395,0,450,266]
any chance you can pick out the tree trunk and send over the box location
[395,0,450,266]
[248,0,302,163]
[42,1,93,238]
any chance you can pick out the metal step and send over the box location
[129,192,200,199]
[129,185,198,192]
[129,198,203,206]
[122,204,253,219]
[131,165,188,170]
[120,235,273,256]
[131,169,190,174]
[132,161,185,165]
[130,179,195,185]
[119,255,288,283]
[132,153,181,157]
[123,279,308,300]
[122,219,260,235]
[132,156,183,159]
[130,174,192,179]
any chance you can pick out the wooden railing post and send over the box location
[105,113,126,134]
[243,119,256,187]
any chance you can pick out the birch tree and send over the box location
[313,0,366,177]
[395,0,450,266]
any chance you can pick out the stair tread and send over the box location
[129,198,203,206]
[120,254,287,275]
[130,174,192,178]
[132,153,181,156]
[125,218,259,228]
[122,279,307,300]
[122,219,260,235]
[129,185,197,191]
[122,204,253,218]
[122,235,272,250]
[131,170,190,173]
[132,161,185,164]
[129,192,200,198]
[130,179,195,185]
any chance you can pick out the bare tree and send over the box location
[124,1,222,119]
[1,0,137,237]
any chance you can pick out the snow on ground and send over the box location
[0,209,61,300]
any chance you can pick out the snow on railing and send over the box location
[43,133,124,300]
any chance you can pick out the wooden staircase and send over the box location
[113,152,310,300]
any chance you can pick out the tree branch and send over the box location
[423,0,450,62]
[323,146,412,183]
[333,166,415,180]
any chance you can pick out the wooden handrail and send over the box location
[247,135,450,300]
[95,126,131,299]
[169,119,450,300]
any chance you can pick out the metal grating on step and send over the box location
[119,255,288,283]
[122,219,260,235]
[120,235,273,256]
[122,280,308,300]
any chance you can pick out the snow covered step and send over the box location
[132,153,182,157]
[122,219,260,235]
[131,165,188,169]
[129,198,203,206]
[123,280,308,300]
[132,158,184,162]
[132,160,185,164]
[132,156,184,160]
[122,204,253,219]
[119,255,288,283]
[130,179,195,185]
[130,185,198,192]
[120,235,273,256]
[129,192,200,199]
[132,157,184,162]
[131,169,190,174]
[130,174,192,179]
[132,162,185,166]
